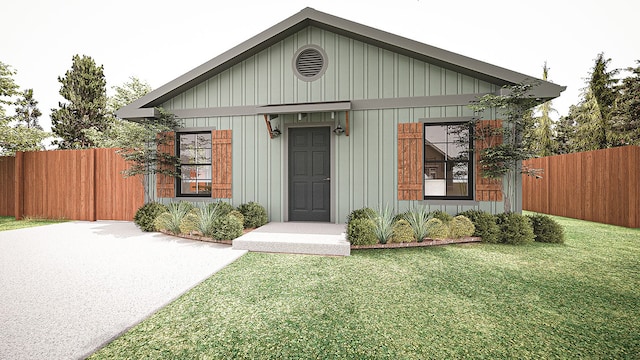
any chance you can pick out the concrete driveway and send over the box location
[0,221,247,360]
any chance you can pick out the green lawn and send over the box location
[90,215,640,359]
[0,216,67,231]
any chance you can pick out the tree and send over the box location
[84,107,181,200]
[0,61,19,120]
[470,83,541,213]
[572,87,606,152]
[107,76,152,114]
[530,63,557,157]
[585,53,619,148]
[611,61,640,145]
[0,62,48,155]
[554,111,577,154]
[51,54,108,149]
[14,89,43,129]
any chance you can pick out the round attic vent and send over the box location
[293,45,327,81]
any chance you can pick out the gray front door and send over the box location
[289,127,331,222]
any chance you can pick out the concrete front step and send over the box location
[232,222,350,256]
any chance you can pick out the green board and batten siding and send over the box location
[156,26,504,222]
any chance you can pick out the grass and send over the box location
[90,214,639,359]
[0,216,67,231]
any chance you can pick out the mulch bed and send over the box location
[159,229,481,250]
[159,228,255,245]
[350,237,482,250]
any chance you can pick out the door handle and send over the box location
[323,177,331,181]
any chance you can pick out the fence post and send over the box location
[14,151,23,220]
[91,148,97,221]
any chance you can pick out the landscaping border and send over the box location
[350,237,481,250]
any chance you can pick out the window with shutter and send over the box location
[475,120,503,201]
[211,130,232,199]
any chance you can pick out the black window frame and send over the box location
[423,122,474,200]
[176,131,213,197]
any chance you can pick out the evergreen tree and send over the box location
[587,53,619,147]
[531,62,557,157]
[51,54,108,149]
[611,61,640,145]
[573,88,606,151]
[14,89,43,130]
[554,111,576,154]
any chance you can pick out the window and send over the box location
[424,123,473,200]
[178,132,212,196]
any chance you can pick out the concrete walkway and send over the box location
[0,221,247,360]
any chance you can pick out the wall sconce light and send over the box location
[272,127,282,137]
[333,124,345,135]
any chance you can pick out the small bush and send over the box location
[228,210,245,228]
[392,211,410,224]
[211,214,244,240]
[347,218,378,245]
[495,213,535,245]
[153,202,194,234]
[237,202,268,228]
[177,201,195,213]
[180,213,199,234]
[390,219,414,243]
[458,210,500,243]
[430,210,453,223]
[209,201,235,216]
[404,207,431,242]
[134,202,168,232]
[347,207,376,224]
[526,214,565,244]
[426,218,449,239]
[448,215,476,239]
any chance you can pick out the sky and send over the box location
[2,0,638,132]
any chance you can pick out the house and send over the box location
[117,7,565,223]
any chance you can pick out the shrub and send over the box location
[426,218,449,239]
[368,205,394,244]
[392,211,410,224]
[153,202,194,234]
[193,204,219,237]
[526,214,565,244]
[177,200,195,213]
[347,218,378,245]
[238,202,268,228]
[347,207,376,224]
[209,201,235,216]
[134,202,168,232]
[430,210,453,223]
[404,207,431,242]
[228,210,245,228]
[448,215,476,239]
[457,210,500,243]
[390,219,414,243]
[211,214,244,240]
[495,213,535,245]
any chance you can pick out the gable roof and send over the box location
[117,7,565,119]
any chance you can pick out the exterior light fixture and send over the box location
[333,124,345,135]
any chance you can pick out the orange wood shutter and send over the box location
[211,130,232,199]
[397,123,423,200]
[475,120,503,201]
[156,132,176,198]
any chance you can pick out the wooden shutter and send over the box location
[156,132,176,198]
[211,130,232,199]
[397,123,423,200]
[475,120,503,201]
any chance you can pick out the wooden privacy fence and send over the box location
[522,146,640,228]
[0,148,144,221]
